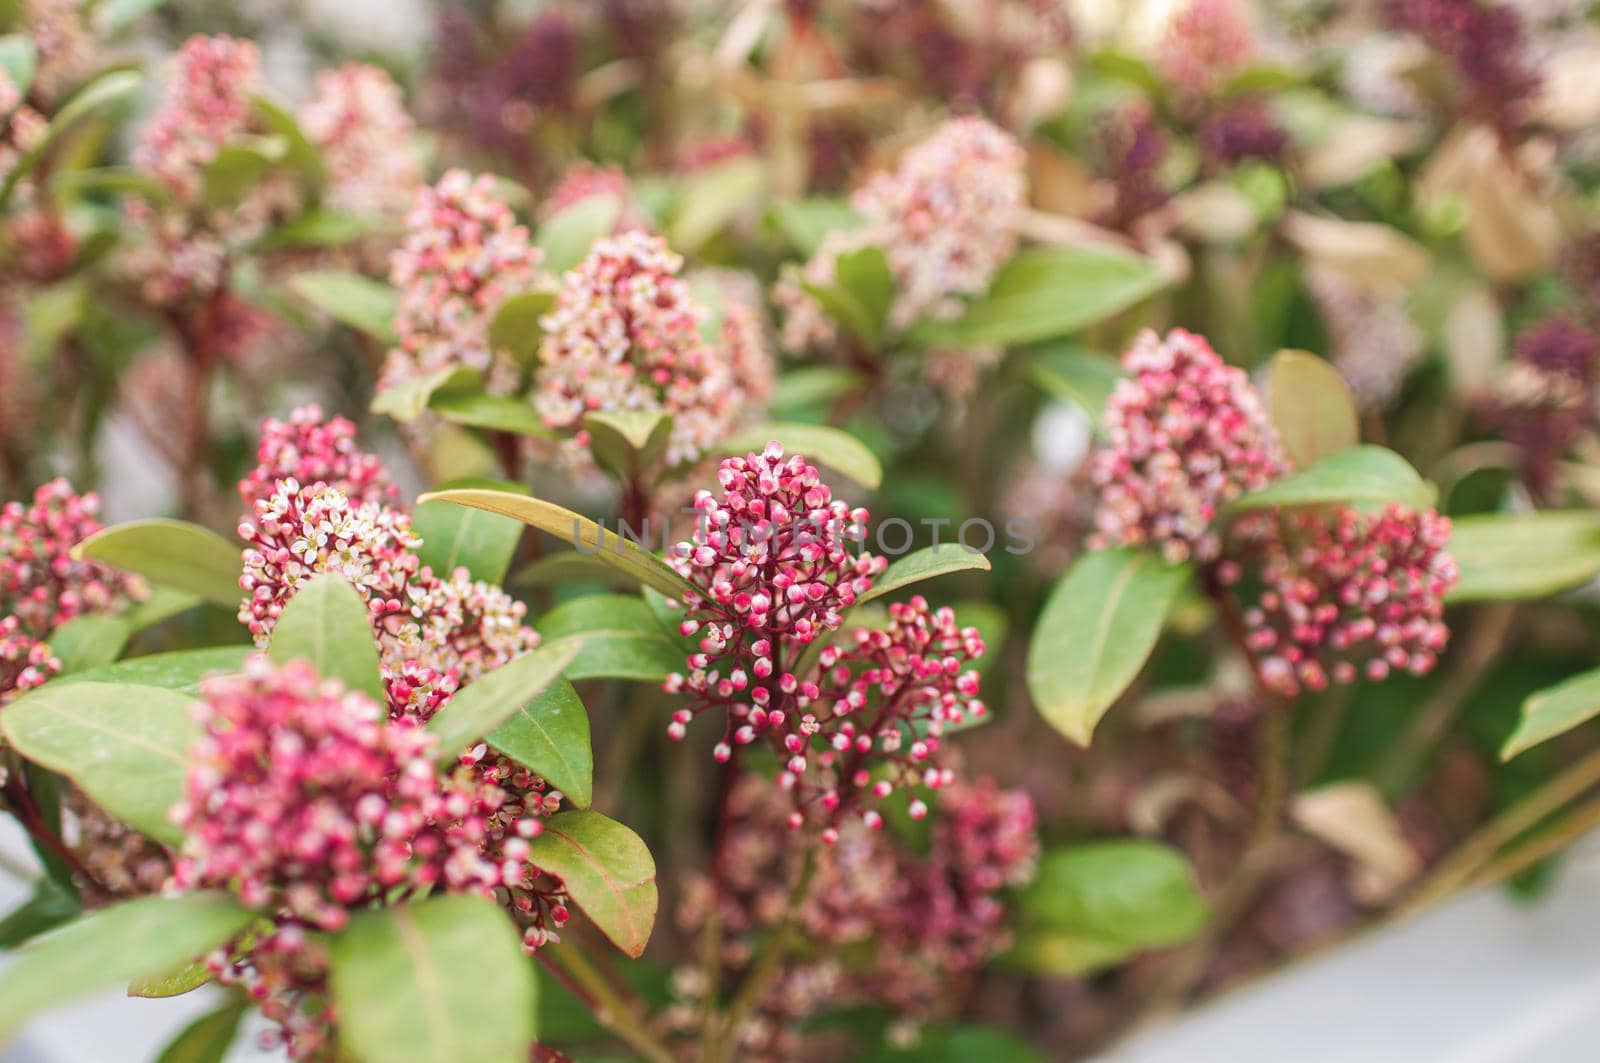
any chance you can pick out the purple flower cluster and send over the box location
[1487,313,1598,493]
[1383,0,1540,140]
[1091,329,1289,563]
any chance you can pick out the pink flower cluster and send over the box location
[172,657,553,929]
[298,64,422,222]
[1156,0,1256,95]
[0,72,47,190]
[665,446,988,832]
[0,616,56,706]
[774,116,1025,352]
[535,230,755,467]
[1233,505,1459,696]
[20,0,95,100]
[1,479,146,642]
[132,34,262,202]
[238,404,397,516]
[383,170,542,395]
[1091,329,1290,563]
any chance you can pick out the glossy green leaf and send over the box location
[413,477,530,585]
[584,409,673,480]
[487,290,555,362]
[0,879,80,950]
[429,389,552,436]
[484,679,593,807]
[670,155,765,252]
[55,646,250,694]
[514,550,635,590]
[372,366,478,423]
[537,594,688,682]
[1502,668,1600,760]
[127,957,212,999]
[44,614,132,674]
[529,811,657,957]
[857,545,991,607]
[0,893,255,1038]
[416,488,694,599]
[1265,349,1359,470]
[152,1000,248,1063]
[1447,511,1600,602]
[802,245,893,348]
[74,518,241,608]
[1025,344,1121,424]
[330,894,535,1063]
[1,69,143,206]
[267,574,385,702]
[426,641,581,760]
[538,194,622,274]
[1009,841,1209,976]
[718,422,882,490]
[769,196,860,256]
[1026,549,1191,747]
[909,245,1165,349]
[1229,445,1435,513]
[769,366,869,412]
[250,97,324,187]
[0,682,199,844]
[288,270,399,345]
[120,587,203,632]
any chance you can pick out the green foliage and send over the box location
[483,679,594,808]
[716,422,883,490]
[1447,512,1600,602]
[425,640,581,760]
[536,593,689,682]
[266,573,386,701]
[288,270,399,344]
[1264,349,1359,469]
[412,477,531,585]
[74,519,243,607]
[1229,445,1435,513]
[1502,668,1600,760]
[527,810,658,957]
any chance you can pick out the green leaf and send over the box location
[413,477,530,585]
[44,614,132,673]
[484,679,593,807]
[857,546,990,607]
[909,245,1165,350]
[670,155,765,252]
[416,488,695,599]
[0,35,38,95]
[1264,349,1359,470]
[250,96,324,188]
[255,210,382,251]
[288,270,399,345]
[50,165,174,205]
[127,957,212,999]
[426,641,581,760]
[74,518,241,608]
[1228,445,1435,513]
[0,893,255,1038]
[120,586,202,631]
[429,389,552,436]
[1024,343,1121,424]
[1,68,143,206]
[583,409,673,480]
[770,196,860,256]
[802,245,894,348]
[152,999,248,1063]
[538,194,621,274]
[0,879,81,950]
[266,573,385,701]
[1447,511,1600,602]
[717,423,882,490]
[93,0,171,34]
[514,550,636,590]
[1502,667,1600,760]
[201,135,287,210]
[1026,549,1191,747]
[529,810,657,957]
[487,290,555,363]
[329,894,535,1063]
[55,646,249,694]
[0,682,199,844]
[537,594,688,682]
[1090,49,1165,97]
[1009,841,1209,976]
[770,366,868,412]
[373,366,478,423]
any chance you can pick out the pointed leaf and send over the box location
[1265,349,1359,469]
[43,614,132,674]
[288,270,399,345]
[152,999,248,1063]
[485,679,592,807]
[1502,668,1600,760]
[416,489,694,599]
[1,69,143,206]
[74,518,241,607]
[670,155,765,252]
[909,245,1165,349]
[426,641,582,760]
[0,893,255,1038]
[857,546,990,607]
[250,96,324,187]
[1228,445,1435,514]
[267,574,385,701]
[487,290,556,362]
[1027,549,1192,747]
[0,682,199,844]
[329,895,535,1063]
[0,879,81,950]
[1447,511,1600,602]
[717,423,882,490]
[429,389,552,436]
[412,478,530,585]
[802,245,893,348]
[373,365,478,423]
[583,409,673,480]
[528,811,657,957]
[538,194,622,274]
[256,210,382,251]
[537,594,689,682]
[55,646,249,694]
[1025,344,1121,424]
